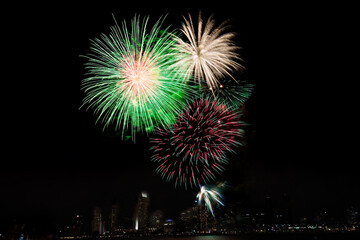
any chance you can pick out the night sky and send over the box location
[2,1,357,232]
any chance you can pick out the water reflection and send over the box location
[127,236,245,240]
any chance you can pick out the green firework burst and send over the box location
[80,15,193,141]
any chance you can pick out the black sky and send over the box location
[2,1,358,231]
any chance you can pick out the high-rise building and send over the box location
[110,203,120,233]
[345,206,359,228]
[92,207,102,234]
[149,210,164,230]
[179,205,199,232]
[264,196,274,225]
[280,193,292,224]
[133,192,150,231]
[199,205,209,233]
[75,214,84,235]
[163,219,175,233]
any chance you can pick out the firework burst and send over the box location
[202,79,254,109]
[81,15,193,140]
[197,185,224,217]
[150,97,244,189]
[173,13,243,90]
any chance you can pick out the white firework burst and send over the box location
[197,185,225,217]
[174,13,243,90]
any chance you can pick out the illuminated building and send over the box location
[75,214,84,235]
[179,204,199,232]
[264,196,274,225]
[163,219,175,233]
[110,203,121,233]
[92,207,102,234]
[149,210,164,231]
[281,193,292,224]
[199,205,209,233]
[346,206,359,229]
[133,192,150,231]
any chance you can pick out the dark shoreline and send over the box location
[60,231,360,240]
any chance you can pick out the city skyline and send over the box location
[2,1,357,237]
[30,189,360,237]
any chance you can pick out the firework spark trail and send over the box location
[150,97,244,189]
[173,12,243,91]
[81,15,193,141]
[197,185,225,217]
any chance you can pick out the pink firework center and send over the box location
[118,55,161,103]
[150,98,244,189]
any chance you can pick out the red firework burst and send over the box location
[150,98,244,189]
